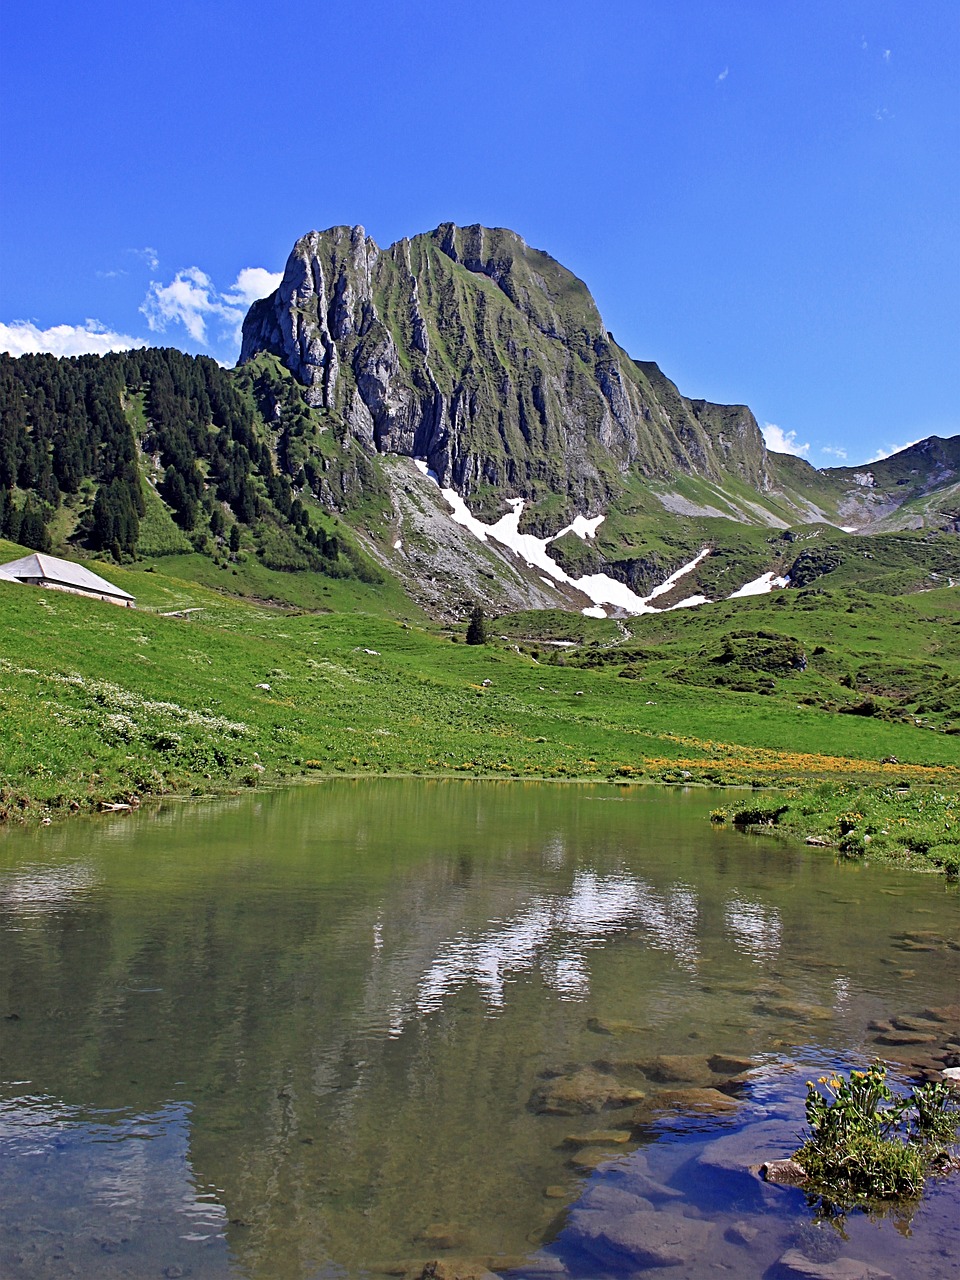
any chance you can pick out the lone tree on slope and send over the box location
[466,605,487,645]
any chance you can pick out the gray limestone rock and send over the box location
[775,1248,893,1279]
[566,1205,713,1270]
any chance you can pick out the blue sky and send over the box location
[1,0,957,466]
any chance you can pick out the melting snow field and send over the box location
[728,571,790,599]
[412,462,790,616]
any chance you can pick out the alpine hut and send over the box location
[0,553,135,607]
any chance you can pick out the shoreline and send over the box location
[2,766,957,879]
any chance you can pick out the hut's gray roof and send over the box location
[0,553,134,600]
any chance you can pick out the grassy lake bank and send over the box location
[1,543,957,872]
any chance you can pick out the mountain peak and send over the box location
[240,223,772,523]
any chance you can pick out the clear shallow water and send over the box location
[0,779,957,1279]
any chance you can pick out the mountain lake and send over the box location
[1,778,958,1279]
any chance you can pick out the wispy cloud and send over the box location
[882,49,891,63]
[716,66,729,84]
[0,319,143,358]
[140,265,282,347]
[869,438,921,463]
[762,423,810,458]
[129,246,160,271]
[821,445,848,460]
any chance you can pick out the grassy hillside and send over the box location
[1,537,957,872]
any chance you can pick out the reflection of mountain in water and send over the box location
[1,781,956,1278]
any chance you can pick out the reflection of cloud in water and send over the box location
[388,870,699,1029]
[724,897,783,960]
[542,835,566,870]
[0,861,99,914]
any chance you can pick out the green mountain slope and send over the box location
[1,224,958,622]
[240,223,776,528]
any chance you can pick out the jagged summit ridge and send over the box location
[240,223,773,527]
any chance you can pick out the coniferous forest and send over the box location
[0,349,381,580]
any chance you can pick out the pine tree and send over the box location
[466,605,487,645]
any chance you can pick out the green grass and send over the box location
[1,529,957,875]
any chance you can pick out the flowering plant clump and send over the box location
[794,1063,960,1211]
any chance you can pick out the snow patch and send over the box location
[414,462,713,617]
[645,548,711,601]
[669,594,710,609]
[728,572,790,599]
[582,606,607,619]
[413,458,441,483]
[393,539,403,550]
[555,514,605,540]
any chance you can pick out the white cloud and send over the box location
[716,66,729,83]
[821,445,848,460]
[882,49,891,62]
[869,438,922,463]
[141,265,281,348]
[224,267,283,308]
[0,319,142,358]
[141,267,225,343]
[761,423,810,457]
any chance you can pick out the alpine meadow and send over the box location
[1,223,958,874]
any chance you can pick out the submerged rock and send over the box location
[635,1054,717,1085]
[890,1013,947,1032]
[417,1263,499,1280]
[724,1221,759,1245]
[696,1119,799,1176]
[416,1225,467,1250]
[754,1000,834,1022]
[776,1248,893,1279]
[529,1068,645,1115]
[872,1030,938,1046]
[636,1087,740,1118]
[586,1015,646,1036]
[567,1147,624,1172]
[708,1053,755,1075]
[567,1205,713,1270]
[562,1129,633,1148]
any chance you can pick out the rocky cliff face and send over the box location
[241,224,773,527]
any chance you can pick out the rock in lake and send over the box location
[872,1030,938,1046]
[417,1263,499,1280]
[776,1248,893,1279]
[638,1087,740,1117]
[530,1067,645,1115]
[708,1053,755,1075]
[567,1205,713,1270]
[635,1054,717,1085]
[696,1118,799,1177]
[586,1016,646,1036]
[563,1129,633,1148]
[760,1158,808,1186]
